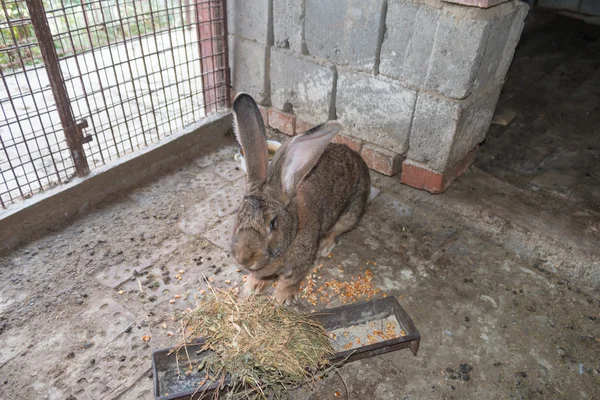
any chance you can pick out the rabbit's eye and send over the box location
[269,216,277,233]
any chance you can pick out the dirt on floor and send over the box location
[1,9,600,400]
[1,126,599,400]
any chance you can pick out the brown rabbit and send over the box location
[231,93,370,305]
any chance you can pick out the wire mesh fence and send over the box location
[0,0,75,207]
[0,0,229,210]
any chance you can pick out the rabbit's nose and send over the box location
[234,246,255,267]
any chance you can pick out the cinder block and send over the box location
[408,85,502,172]
[474,2,529,88]
[492,3,529,83]
[379,0,441,89]
[270,48,335,125]
[273,0,305,53]
[361,143,404,177]
[538,0,580,12]
[424,7,490,99]
[228,36,268,105]
[336,70,417,155]
[227,0,269,44]
[332,133,363,154]
[304,0,385,72]
[426,2,527,99]
[268,108,296,136]
[380,0,528,99]
[581,0,600,15]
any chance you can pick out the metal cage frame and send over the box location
[0,0,230,209]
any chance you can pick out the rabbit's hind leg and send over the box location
[319,197,367,257]
[318,230,339,258]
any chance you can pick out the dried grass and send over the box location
[174,287,335,399]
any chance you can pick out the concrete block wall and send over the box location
[227,0,529,193]
[304,0,386,72]
[227,0,271,105]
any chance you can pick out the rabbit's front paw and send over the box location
[244,273,267,298]
[274,281,299,306]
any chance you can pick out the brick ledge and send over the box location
[250,104,406,177]
[442,0,511,9]
[400,146,480,194]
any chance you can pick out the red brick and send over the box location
[332,134,363,154]
[442,0,509,8]
[360,143,403,176]
[400,160,445,194]
[268,108,296,136]
[257,105,269,127]
[447,145,479,183]
[295,119,315,135]
[401,146,479,194]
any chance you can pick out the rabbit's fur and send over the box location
[231,93,370,304]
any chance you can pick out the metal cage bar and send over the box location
[26,0,90,176]
[0,0,230,210]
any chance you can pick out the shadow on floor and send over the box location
[477,10,600,213]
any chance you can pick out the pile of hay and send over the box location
[174,287,335,399]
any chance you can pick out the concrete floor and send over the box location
[0,127,599,399]
[477,11,600,213]
[1,10,600,400]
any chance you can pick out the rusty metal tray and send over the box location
[152,296,419,399]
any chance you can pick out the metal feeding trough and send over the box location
[312,296,420,363]
[152,296,420,400]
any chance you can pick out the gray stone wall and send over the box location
[227,0,529,175]
[227,0,271,105]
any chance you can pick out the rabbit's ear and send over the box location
[280,121,341,197]
[233,93,269,185]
